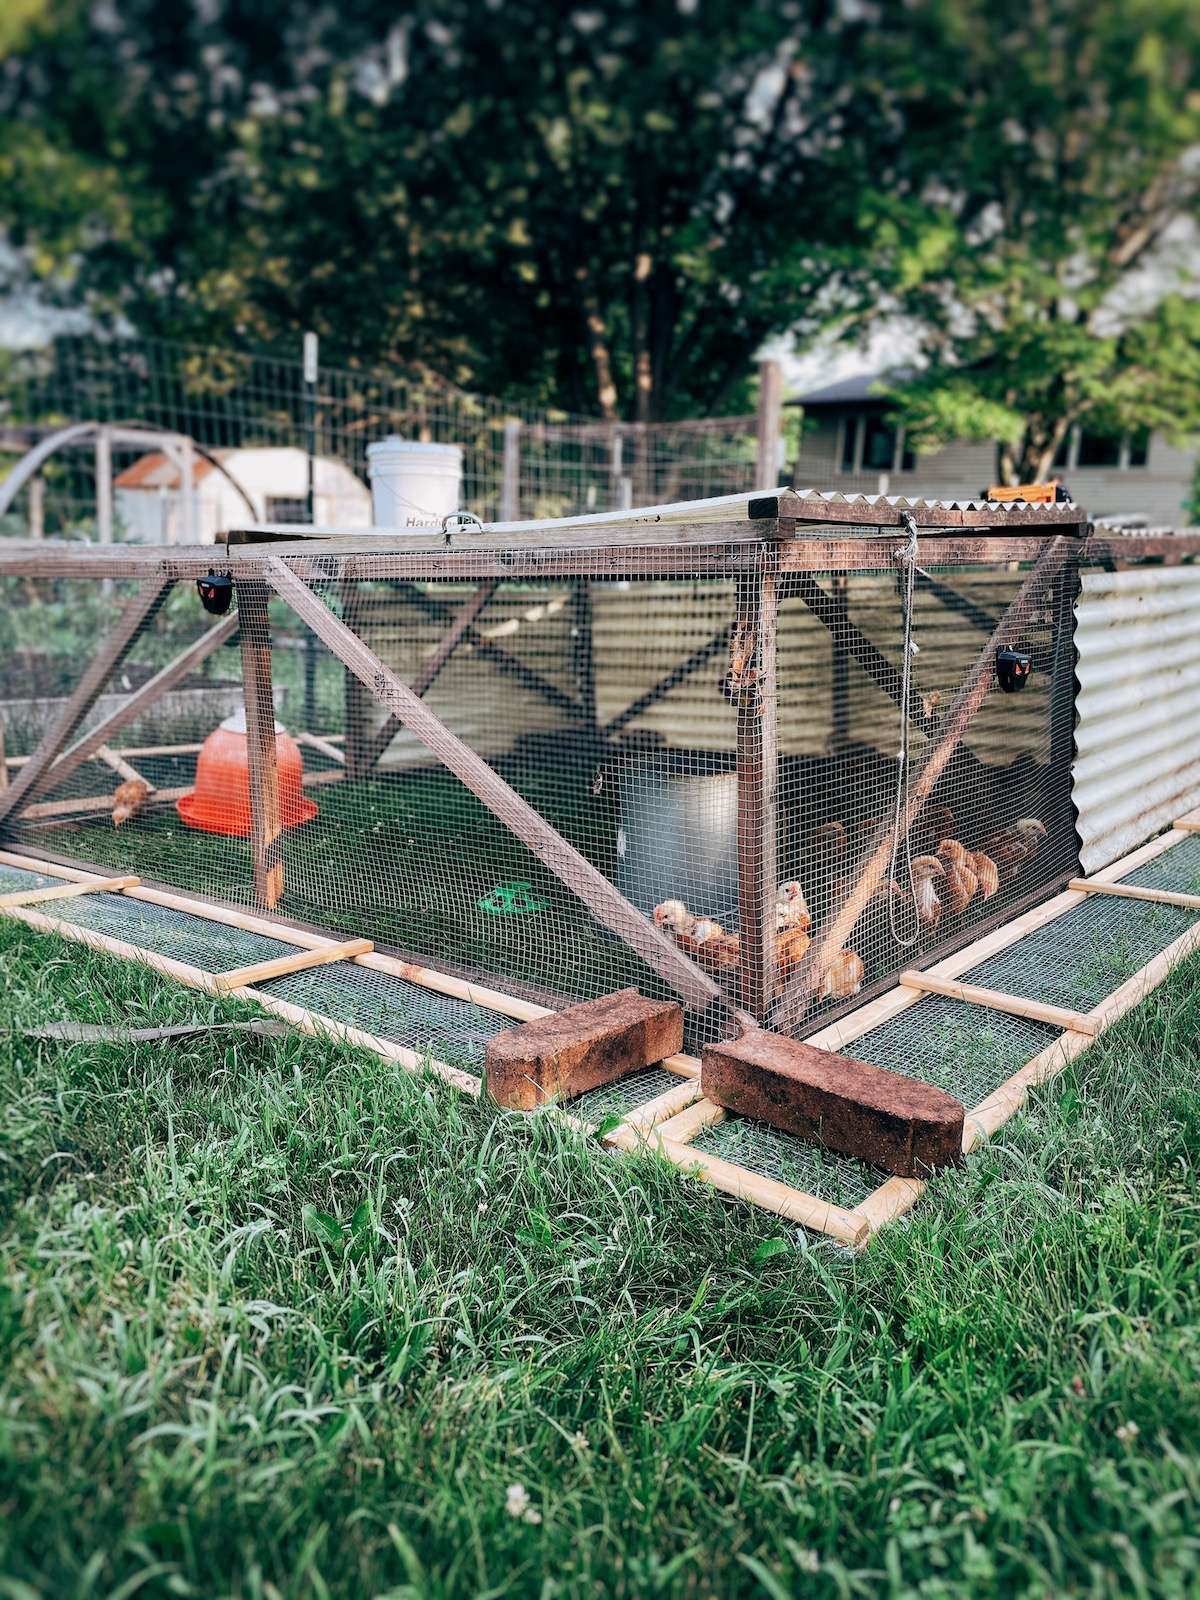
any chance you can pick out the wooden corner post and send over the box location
[735,559,779,1018]
[236,579,284,910]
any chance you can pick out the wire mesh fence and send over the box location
[0,336,768,544]
[0,523,1086,1048]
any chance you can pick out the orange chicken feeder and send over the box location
[177,711,318,837]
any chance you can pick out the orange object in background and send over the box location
[177,712,319,836]
[984,482,1061,504]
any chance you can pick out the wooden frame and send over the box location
[236,579,284,910]
[0,859,699,1147]
[1067,877,1200,912]
[35,609,239,801]
[896,970,1098,1036]
[265,556,725,1014]
[734,564,779,1016]
[0,873,139,909]
[775,536,1076,1027]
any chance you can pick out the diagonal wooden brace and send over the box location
[37,611,239,802]
[0,575,172,828]
[265,557,725,1013]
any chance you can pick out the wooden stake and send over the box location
[897,970,1099,1035]
[236,579,284,910]
[1067,877,1200,912]
[735,565,779,1017]
[266,557,724,1012]
[0,874,139,909]
[213,937,374,994]
[0,575,171,828]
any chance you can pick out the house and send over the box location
[789,372,1196,525]
[113,445,371,544]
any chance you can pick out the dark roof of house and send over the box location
[786,367,916,407]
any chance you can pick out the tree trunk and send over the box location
[580,278,619,422]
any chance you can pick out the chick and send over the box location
[935,838,970,868]
[981,818,1047,879]
[942,862,978,916]
[112,778,150,828]
[819,948,865,1001]
[969,852,1000,900]
[911,855,945,931]
[775,879,811,933]
[653,899,691,936]
[776,925,812,980]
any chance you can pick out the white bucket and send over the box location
[366,437,462,531]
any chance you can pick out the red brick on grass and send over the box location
[702,1028,964,1177]
[486,988,684,1111]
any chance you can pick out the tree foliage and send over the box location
[847,0,1200,481]
[0,0,875,419]
[1,0,1198,452]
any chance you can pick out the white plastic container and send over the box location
[366,437,462,531]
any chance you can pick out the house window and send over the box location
[265,496,309,523]
[837,414,914,474]
[1049,428,1151,473]
[840,417,859,472]
[1076,431,1122,469]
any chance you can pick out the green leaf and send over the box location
[752,1237,791,1266]
[302,1204,345,1249]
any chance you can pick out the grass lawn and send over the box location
[1,919,1199,1598]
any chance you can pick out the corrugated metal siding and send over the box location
[1074,565,1200,872]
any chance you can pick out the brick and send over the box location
[701,1029,964,1177]
[485,988,684,1111]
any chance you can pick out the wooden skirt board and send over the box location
[2,816,1200,1245]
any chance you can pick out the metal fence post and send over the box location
[303,331,320,726]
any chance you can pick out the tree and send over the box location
[842,0,1200,483]
[0,0,877,420]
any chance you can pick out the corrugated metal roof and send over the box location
[787,368,916,407]
[1074,565,1200,872]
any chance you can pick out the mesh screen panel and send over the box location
[846,995,1059,1106]
[0,538,1084,1045]
[1123,833,1200,896]
[959,893,1197,1014]
[255,962,508,1071]
[689,1118,880,1210]
[0,865,59,894]
[570,1066,685,1126]
[36,892,301,972]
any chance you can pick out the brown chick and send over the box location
[981,818,1047,879]
[911,855,945,931]
[776,926,812,980]
[942,863,978,916]
[969,852,1000,900]
[935,838,970,868]
[819,948,865,1001]
[688,918,741,974]
[112,778,150,828]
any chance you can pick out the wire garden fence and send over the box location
[0,336,782,544]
